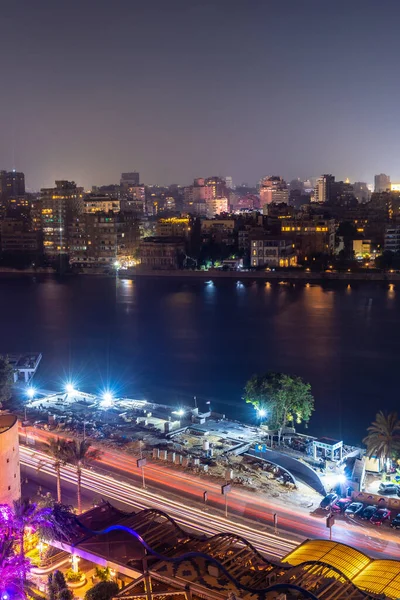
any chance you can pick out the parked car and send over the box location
[390,514,400,529]
[345,502,364,517]
[378,482,400,495]
[320,493,338,510]
[370,508,391,525]
[331,498,351,513]
[360,505,378,520]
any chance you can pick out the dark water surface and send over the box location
[0,275,398,444]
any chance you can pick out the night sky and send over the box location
[2,0,400,189]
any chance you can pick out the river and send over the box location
[0,275,398,444]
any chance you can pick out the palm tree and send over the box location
[363,411,400,471]
[0,500,75,597]
[43,437,70,503]
[66,440,101,514]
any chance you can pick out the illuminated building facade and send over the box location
[206,197,228,217]
[41,180,84,257]
[156,217,190,237]
[69,212,139,269]
[385,224,400,253]
[0,415,20,504]
[259,176,289,205]
[314,174,335,202]
[251,235,296,267]
[83,195,120,213]
[281,217,335,257]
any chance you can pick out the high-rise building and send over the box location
[0,170,25,203]
[6,170,25,198]
[314,174,335,202]
[120,172,140,190]
[204,176,229,199]
[374,173,391,193]
[259,176,289,205]
[69,211,140,269]
[41,180,84,257]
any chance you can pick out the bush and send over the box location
[85,581,119,600]
[65,568,83,582]
[95,566,111,581]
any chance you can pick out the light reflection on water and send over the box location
[0,276,399,443]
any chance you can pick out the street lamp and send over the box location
[65,383,75,395]
[257,408,267,419]
[27,387,36,400]
[101,391,113,407]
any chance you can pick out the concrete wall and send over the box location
[0,415,21,503]
[249,448,326,496]
[352,490,400,511]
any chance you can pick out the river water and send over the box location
[0,275,398,444]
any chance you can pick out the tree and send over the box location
[363,411,400,471]
[48,570,73,600]
[0,501,74,599]
[244,372,314,431]
[0,356,14,408]
[85,581,119,600]
[43,437,70,503]
[66,440,101,514]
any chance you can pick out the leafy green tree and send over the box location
[363,411,400,471]
[66,439,101,513]
[48,570,73,600]
[0,355,14,408]
[244,372,314,430]
[85,581,119,600]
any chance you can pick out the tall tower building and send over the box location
[41,180,84,257]
[6,170,25,198]
[0,415,21,504]
[314,174,335,202]
[374,173,391,193]
[0,170,25,203]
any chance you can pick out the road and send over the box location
[20,428,400,560]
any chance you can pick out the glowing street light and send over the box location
[101,391,113,407]
[257,408,267,419]
[27,387,36,400]
[65,383,75,394]
[177,409,185,417]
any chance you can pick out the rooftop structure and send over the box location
[7,352,42,383]
[51,503,400,599]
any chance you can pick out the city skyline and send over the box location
[3,0,400,188]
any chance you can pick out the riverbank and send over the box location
[1,265,399,283]
[130,267,400,283]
